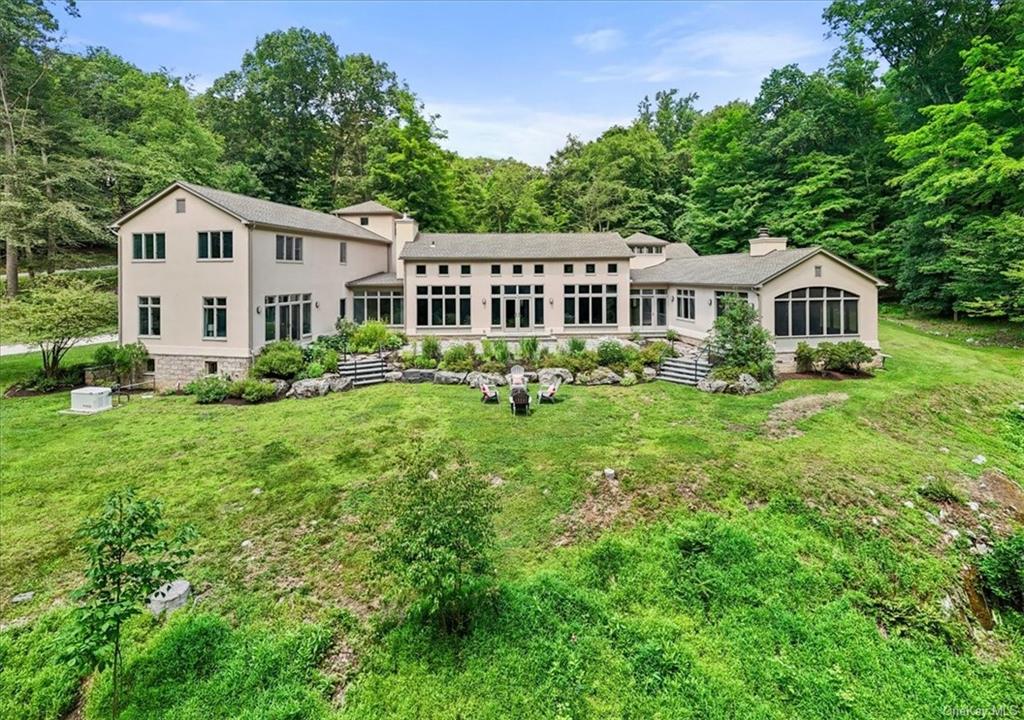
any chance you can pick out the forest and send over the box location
[2,0,1022,320]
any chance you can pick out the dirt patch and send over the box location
[324,639,359,708]
[778,370,873,382]
[959,469,1024,533]
[763,393,849,439]
[962,566,995,631]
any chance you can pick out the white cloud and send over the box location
[424,99,629,166]
[572,28,624,54]
[132,12,198,32]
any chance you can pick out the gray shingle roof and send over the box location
[630,247,821,287]
[333,200,402,216]
[346,271,402,288]
[401,233,632,260]
[176,182,389,243]
[665,243,698,259]
[625,232,670,247]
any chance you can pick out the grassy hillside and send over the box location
[1,320,1021,719]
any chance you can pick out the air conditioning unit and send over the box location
[68,386,113,414]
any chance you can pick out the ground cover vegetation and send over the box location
[1,319,1022,718]
[3,0,1023,325]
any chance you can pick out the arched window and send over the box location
[774,287,858,337]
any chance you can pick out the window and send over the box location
[339,242,348,264]
[415,285,471,327]
[585,263,596,275]
[197,231,233,260]
[144,358,156,375]
[275,235,303,262]
[202,297,227,339]
[676,288,695,321]
[416,264,426,276]
[138,296,161,336]
[176,198,186,213]
[491,264,501,275]
[339,298,346,320]
[513,264,523,276]
[131,232,165,260]
[608,263,618,274]
[564,284,617,326]
[263,293,312,341]
[354,289,404,325]
[439,264,449,276]
[564,263,574,274]
[360,217,369,226]
[491,284,544,329]
[205,361,218,375]
[461,264,471,275]
[715,291,750,317]
[774,287,859,337]
[630,289,667,327]
[814,265,822,278]
[534,264,544,274]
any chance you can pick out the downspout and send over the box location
[110,225,122,347]
[247,223,254,360]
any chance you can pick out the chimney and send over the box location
[748,227,787,256]
[393,214,418,278]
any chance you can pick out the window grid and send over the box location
[416,286,472,327]
[630,288,668,327]
[198,230,233,260]
[676,288,695,321]
[138,296,161,337]
[774,287,859,337]
[339,242,348,264]
[202,297,228,339]
[275,235,303,262]
[564,284,617,326]
[131,232,165,260]
[263,293,312,341]
[491,284,545,329]
[354,289,404,325]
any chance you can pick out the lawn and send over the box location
[1,320,1022,719]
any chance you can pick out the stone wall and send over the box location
[152,354,252,391]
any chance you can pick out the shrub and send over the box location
[917,477,964,504]
[184,376,231,404]
[421,335,442,362]
[351,321,396,353]
[112,342,148,382]
[566,337,587,356]
[665,329,680,343]
[639,341,675,366]
[518,336,539,364]
[707,295,775,382]
[92,344,116,367]
[979,531,1024,611]
[230,378,277,404]
[440,343,477,372]
[795,341,817,373]
[410,355,438,369]
[621,372,638,387]
[819,340,875,372]
[22,363,89,392]
[480,339,511,366]
[302,362,325,379]
[251,341,304,380]
[478,359,506,374]
[597,340,627,367]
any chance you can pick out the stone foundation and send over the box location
[151,354,252,391]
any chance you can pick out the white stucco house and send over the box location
[112,181,884,389]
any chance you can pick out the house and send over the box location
[112,181,883,389]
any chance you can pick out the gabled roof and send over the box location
[346,271,402,288]
[333,200,402,217]
[624,232,670,247]
[401,233,632,260]
[630,247,823,287]
[111,181,390,243]
[665,243,698,259]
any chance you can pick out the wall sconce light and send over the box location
[549,298,554,305]
[708,298,713,306]
[256,306,262,314]
[315,301,320,309]
[482,298,487,305]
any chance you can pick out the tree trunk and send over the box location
[3,133,17,296]
[112,631,121,720]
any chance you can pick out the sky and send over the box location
[57,1,841,166]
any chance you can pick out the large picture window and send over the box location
[774,287,859,337]
[132,232,165,260]
[676,288,695,321]
[564,284,617,326]
[630,288,667,327]
[491,284,544,329]
[198,230,233,260]
[354,289,404,325]
[416,286,471,327]
[138,296,161,336]
[264,293,312,341]
[202,297,227,339]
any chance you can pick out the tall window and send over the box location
[774,287,859,337]
[202,297,227,339]
[275,235,303,261]
[138,296,161,336]
[416,286,471,327]
[676,288,695,321]
[491,284,544,329]
[264,294,312,341]
[198,231,233,260]
[354,289,404,325]
[564,284,617,326]
[339,242,348,264]
[132,232,165,260]
[715,291,750,317]
[630,289,667,327]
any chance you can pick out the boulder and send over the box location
[402,368,436,383]
[696,377,728,393]
[466,371,506,388]
[589,336,641,351]
[733,373,762,395]
[287,377,331,398]
[384,370,403,382]
[324,374,353,393]
[11,591,34,604]
[577,367,622,385]
[270,379,291,399]
[642,367,658,382]
[537,367,573,385]
[505,371,538,385]
[433,370,467,385]
[146,579,190,617]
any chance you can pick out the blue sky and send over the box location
[59,1,840,165]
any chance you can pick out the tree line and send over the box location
[2,0,1022,319]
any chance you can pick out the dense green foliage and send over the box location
[980,532,1024,611]
[707,295,776,381]
[251,341,305,380]
[183,376,232,404]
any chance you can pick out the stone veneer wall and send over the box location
[152,354,252,391]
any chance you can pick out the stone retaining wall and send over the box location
[152,354,251,391]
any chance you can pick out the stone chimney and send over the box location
[393,214,418,278]
[748,227,788,256]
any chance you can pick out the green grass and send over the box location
[1,320,1022,718]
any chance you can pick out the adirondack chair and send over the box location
[480,383,499,403]
[538,381,559,403]
[509,364,526,387]
[509,384,531,415]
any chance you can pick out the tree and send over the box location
[1,277,116,377]
[706,294,776,381]
[377,446,495,634]
[69,488,194,719]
